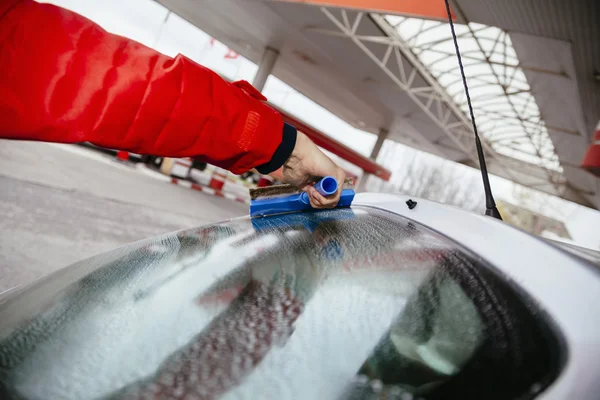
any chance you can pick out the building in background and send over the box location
[497,200,571,241]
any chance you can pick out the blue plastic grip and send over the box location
[300,192,310,204]
[314,176,338,196]
[300,176,337,204]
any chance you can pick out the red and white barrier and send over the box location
[208,167,229,191]
[257,174,275,187]
[116,150,130,161]
[582,121,600,177]
[170,177,249,205]
[171,158,192,179]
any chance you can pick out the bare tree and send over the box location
[365,144,484,212]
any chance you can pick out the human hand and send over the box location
[282,131,346,209]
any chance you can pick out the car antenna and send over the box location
[443,0,502,220]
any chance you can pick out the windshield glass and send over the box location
[0,207,560,399]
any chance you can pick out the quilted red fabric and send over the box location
[0,0,283,174]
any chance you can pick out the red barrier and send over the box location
[209,167,228,190]
[582,122,600,177]
[116,151,129,161]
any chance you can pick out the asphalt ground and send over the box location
[0,140,247,293]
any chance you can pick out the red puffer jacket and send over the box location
[0,0,295,174]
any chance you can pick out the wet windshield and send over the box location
[0,207,560,399]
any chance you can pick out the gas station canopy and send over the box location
[156,0,600,209]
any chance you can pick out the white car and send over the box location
[0,193,599,400]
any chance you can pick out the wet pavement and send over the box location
[0,141,247,292]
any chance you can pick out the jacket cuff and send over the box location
[256,122,297,174]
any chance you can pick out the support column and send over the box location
[252,47,280,92]
[369,128,388,160]
[357,128,389,192]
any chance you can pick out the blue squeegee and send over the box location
[249,176,355,217]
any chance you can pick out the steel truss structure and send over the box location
[307,7,588,203]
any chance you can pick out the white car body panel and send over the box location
[355,193,600,400]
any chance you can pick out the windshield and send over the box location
[0,207,560,399]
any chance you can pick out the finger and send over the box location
[321,188,341,206]
[304,186,323,209]
[305,175,345,209]
[318,175,345,208]
[308,192,323,209]
[304,185,319,199]
[310,190,327,207]
[311,191,337,209]
[310,189,335,209]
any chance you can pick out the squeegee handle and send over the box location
[314,176,338,196]
[250,177,353,218]
[300,176,338,203]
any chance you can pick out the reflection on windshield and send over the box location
[0,208,559,399]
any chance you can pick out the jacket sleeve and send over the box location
[0,0,291,174]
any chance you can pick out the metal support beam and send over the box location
[370,128,389,159]
[252,47,279,92]
[358,128,389,192]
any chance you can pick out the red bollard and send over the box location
[582,122,600,177]
[257,175,275,187]
[116,151,129,161]
[209,167,228,191]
